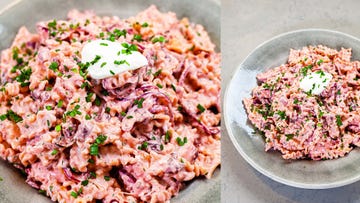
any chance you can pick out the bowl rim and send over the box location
[224,28,360,189]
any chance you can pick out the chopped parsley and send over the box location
[300,65,313,76]
[89,144,99,156]
[156,83,163,88]
[90,134,107,156]
[104,176,110,181]
[15,68,32,87]
[138,141,148,150]
[86,92,94,102]
[108,29,127,41]
[70,191,78,198]
[114,60,129,66]
[171,84,176,92]
[176,137,188,146]
[90,55,101,65]
[57,100,64,108]
[0,110,23,123]
[316,70,326,77]
[336,115,342,126]
[95,134,107,145]
[197,104,206,113]
[121,43,138,55]
[66,105,82,117]
[293,98,300,104]
[49,62,59,72]
[152,36,165,43]
[84,19,90,26]
[285,134,295,141]
[165,130,171,143]
[45,106,53,110]
[100,42,108,46]
[51,149,59,155]
[141,22,149,27]
[126,115,133,119]
[109,70,115,75]
[153,69,162,77]
[120,112,126,117]
[100,62,107,68]
[85,114,91,120]
[47,19,57,29]
[81,180,89,186]
[132,34,143,42]
[89,172,96,178]
[276,110,287,120]
[55,124,61,132]
[317,59,324,65]
[105,107,110,113]
[134,98,145,108]
[94,96,101,106]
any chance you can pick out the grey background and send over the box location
[222,0,360,203]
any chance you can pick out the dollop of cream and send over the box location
[299,70,332,95]
[81,39,148,79]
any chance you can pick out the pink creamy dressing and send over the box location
[0,6,220,203]
[244,45,360,160]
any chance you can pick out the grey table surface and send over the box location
[222,0,360,203]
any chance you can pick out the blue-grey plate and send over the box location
[224,29,360,189]
[0,0,220,202]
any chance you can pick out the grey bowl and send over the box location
[0,0,220,202]
[224,29,360,189]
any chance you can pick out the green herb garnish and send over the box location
[276,110,287,120]
[49,62,59,72]
[336,115,342,126]
[153,69,162,77]
[197,104,206,113]
[176,137,188,146]
[132,34,143,42]
[57,100,63,108]
[138,141,148,150]
[51,149,58,155]
[285,134,294,141]
[134,98,145,108]
[55,125,61,132]
[104,176,110,181]
[317,59,324,65]
[152,36,165,43]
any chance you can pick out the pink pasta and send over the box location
[244,45,360,160]
[0,6,220,203]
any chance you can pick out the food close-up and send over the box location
[0,1,220,202]
[244,45,360,160]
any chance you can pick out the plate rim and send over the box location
[224,28,360,189]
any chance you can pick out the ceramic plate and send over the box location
[224,29,360,189]
[0,0,220,202]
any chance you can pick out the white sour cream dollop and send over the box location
[299,70,332,95]
[81,39,148,79]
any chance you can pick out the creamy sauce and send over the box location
[300,70,332,95]
[81,39,148,79]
